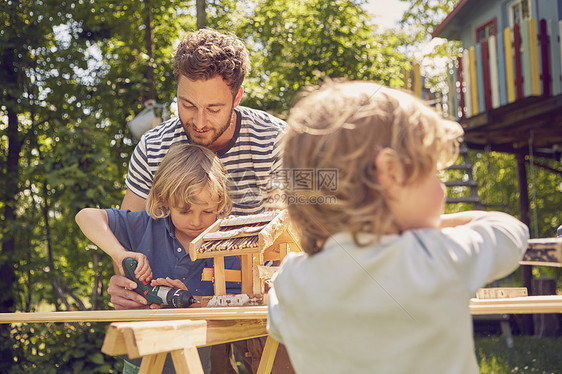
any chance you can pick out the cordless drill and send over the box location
[122,257,198,308]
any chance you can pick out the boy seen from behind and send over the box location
[267,81,529,373]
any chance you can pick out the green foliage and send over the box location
[240,0,409,113]
[9,322,121,373]
[476,336,562,373]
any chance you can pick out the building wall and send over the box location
[458,1,499,47]
[457,0,561,50]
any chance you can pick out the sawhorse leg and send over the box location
[171,347,204,374]
[139,353,166,374]
[256,336,280,374]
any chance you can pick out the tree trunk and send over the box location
[0,39,21,371]
[196,0,207,29]
[143,0,156,102]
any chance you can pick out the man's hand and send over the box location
[151,277,187,290]
[107,274,150,310]
[150,277,202,307]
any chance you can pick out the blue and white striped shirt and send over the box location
[125,106,286,216]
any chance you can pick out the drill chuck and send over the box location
[122,257,198,308]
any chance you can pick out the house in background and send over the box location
[431,0,562,334]
[431,0,561,218]
[432,0,562,158]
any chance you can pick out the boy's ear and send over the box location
[375,148,405,188]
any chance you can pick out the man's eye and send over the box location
[204,211,215,214]
[182,104,195,110]
[208,108,220,114]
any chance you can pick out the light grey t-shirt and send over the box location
[268,212,529,373]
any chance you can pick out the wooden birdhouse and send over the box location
[189,210,301,306]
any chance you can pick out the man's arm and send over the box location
[121,188,147,211]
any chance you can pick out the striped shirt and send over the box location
[125,106,286,216]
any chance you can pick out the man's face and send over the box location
[177,75,243,151]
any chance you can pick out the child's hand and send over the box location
[117,252,152,283]
[151,277,187,290]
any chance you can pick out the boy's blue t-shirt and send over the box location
[105,208,241,296]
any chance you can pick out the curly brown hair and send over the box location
[173,28,250,95]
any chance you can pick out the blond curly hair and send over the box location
[146,144,231,219]
[282,81,463,254]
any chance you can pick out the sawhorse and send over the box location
[101,318,280,374]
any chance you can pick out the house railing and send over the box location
[409,18,562,120]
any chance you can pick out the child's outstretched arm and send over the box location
[439,211,489,229]
[75,208,152,283]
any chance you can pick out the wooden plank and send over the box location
[514,23,524,99]
[469,295,562,315]
[118,320,208,358]
[279,242,289,262]
[476,287,528,299]
[457,56,465,119]
[548,20,561,96]
[201,268,241,283]
[469,46,479,115]
[258,209,290,251]
[521,19,533,97]
[139,353,166,374]
[219,212,279,227]
[262,232,297,262]
[451,61,459,118]
[253,254,264,296]
[204,319,267,346]
[481,40,492,111]
[0,306,270,324]
[504,27,516,103]
[403,67,410,90]
[241,254,253,295]
[447,63,454,117]
[522,19,532,97]
[462,50,472,117]
[488,36,500,108]
[497,30,508,106]
[256,336,280,374]
[213,257,227,296]
[189,220,221,260]
[101,323,128,356]
[170,347,204,374]
[413,62,422,98]
[475,43,486,113]
[539,19,551,96]
[528,17,541,96]
[190,246,262,260]
[520,237,562,266]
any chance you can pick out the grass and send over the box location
[475,336,562,373]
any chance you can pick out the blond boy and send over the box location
[76,144,238,373]
[267,81,529,373]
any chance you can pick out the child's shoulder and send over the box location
[105,208,160,228]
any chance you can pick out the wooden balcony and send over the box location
[422,18,562,158]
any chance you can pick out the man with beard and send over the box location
[109,28,291,374]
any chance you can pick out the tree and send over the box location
[241,0,409,114]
